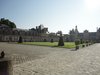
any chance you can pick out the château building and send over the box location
[69,26,100,42]
[0,24,50,42]
[0,24,100,42]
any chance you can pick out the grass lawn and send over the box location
[21,42,75,49]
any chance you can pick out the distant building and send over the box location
[0,24,100,42]
[0,24,49,42]
[69,26,79,41]
[36,24,48,34]
[96,28,100,42]
[69,26,100,42]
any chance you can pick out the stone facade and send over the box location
[69,26,100,42]
[0,24,47,42]
[0,24,61,42]
[0,24,99,42]
[69,26,79,42]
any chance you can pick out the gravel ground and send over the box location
[0,42,100,75]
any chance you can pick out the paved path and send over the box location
[0,42,100,75]
[0,42,66,64]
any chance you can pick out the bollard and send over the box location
[86,44,88,46]
[75,45,79,50]
[82,44,85,48]
[0,58,13,75]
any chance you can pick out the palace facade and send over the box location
[0,24,63,42]
[69,26,100,43]
[0,24,100,42]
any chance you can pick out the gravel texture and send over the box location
[0,42,100,75]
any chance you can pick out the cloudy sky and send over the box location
[0,0,100,34]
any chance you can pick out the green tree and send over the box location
[80,39,83,44]
[75,41,80,50]
[0,18,16,28]
[75,40,80,46]
[43,39,47,42]
[18,36,23,43]
[58,36,64,46]
[51,39,54,43]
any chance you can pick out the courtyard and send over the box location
[0,42,100,75]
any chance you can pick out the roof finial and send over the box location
[97,27,98,30]
[75,25,77,29]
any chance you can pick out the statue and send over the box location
[0,51,5,58]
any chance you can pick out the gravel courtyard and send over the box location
[0,42,100,75]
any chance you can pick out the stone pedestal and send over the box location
[0,58,13,75]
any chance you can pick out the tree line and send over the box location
[0,18,16,28]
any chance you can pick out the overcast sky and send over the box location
[0,0,100,34]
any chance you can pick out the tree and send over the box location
[86,40,88,43]
[10,22,16,28]
[85,40,89,46]
[18,36,23,43]
[75,41,80,50]
[0,18,16,28]
[43,39,47,42]
[80,39,83,44]
[51,39,54,43]
[58,36,64,46]
[75,40,80,46]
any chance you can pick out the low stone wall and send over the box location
[0,58,13,75]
